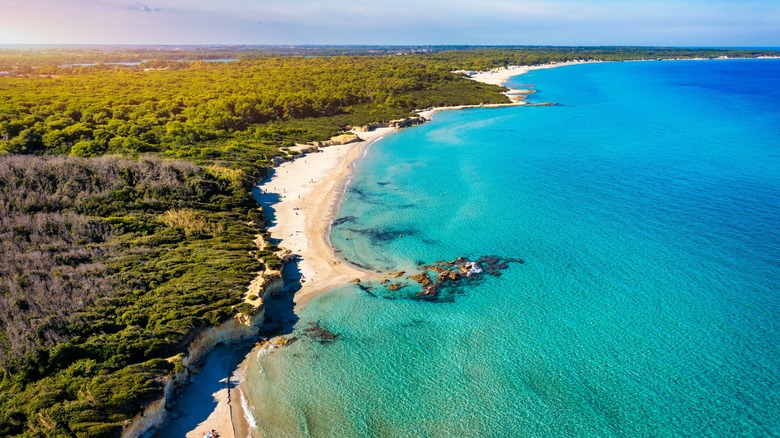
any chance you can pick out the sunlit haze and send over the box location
[1,0,779,46]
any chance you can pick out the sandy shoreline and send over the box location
[191,61,577,438]
[466,60,598,87]
[255,126,396,306]
[190,128,392,438]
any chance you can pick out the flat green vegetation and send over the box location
[0,46,777,437]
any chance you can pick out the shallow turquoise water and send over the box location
[245,60,780,436]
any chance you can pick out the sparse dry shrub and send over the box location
[205,164,245,189]
[158,208,221,236]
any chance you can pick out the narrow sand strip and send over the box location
[467,60,597,86]
[256,127,396,306]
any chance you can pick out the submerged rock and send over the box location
[409,272,432,287]
[351,255,523,303]
[437,270,459,282]
[302,322,339,343]
[407,255,523,302]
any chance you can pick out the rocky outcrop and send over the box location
[352,117,425,132]
[351,123,387,132]
[261,271,285,296]
[389,117,425,128]
[121,372,183,438]
[403,256,524,301]
[317,133,360,146]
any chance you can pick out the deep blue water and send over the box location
[245,59,780,436]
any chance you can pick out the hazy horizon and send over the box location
[1,0,778,47]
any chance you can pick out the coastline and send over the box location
[179,60,575,437]
[466,60,599,87]
[416,60,600,120]
[255,126,397,306]
[256,61,596,305]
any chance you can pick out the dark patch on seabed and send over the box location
[347,186,384,205]
[301,322,339,343]
[343,227,421,243]
[359,255,525,303]
[331,215,356,226]
[331,251,375,271]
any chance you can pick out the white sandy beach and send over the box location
[256,127,396,306]
[181,60,583,438]
[168,128,396,438]
[467,60,597,86]
[154,346,250,438]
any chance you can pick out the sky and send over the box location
[0,0,778,47]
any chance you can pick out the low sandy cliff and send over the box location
[120,240,286,438]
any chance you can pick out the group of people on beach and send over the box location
[204,429,219,438]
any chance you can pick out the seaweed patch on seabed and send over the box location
[347,186,384,205]
[301,322,339,343]
[371,255,524,302]
[331,215,357,227]
[343,227,420,243]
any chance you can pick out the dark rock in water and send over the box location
[348,259,374,270]
[415,282,441,300]
[346,186,383,205]
[475,255,525,276]
[405,255,524,302]
[356,255,523,302]
[409,272,432,287]
[357,283,377,298]
[302,322,339,343]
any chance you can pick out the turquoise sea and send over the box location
[244,60,780,436]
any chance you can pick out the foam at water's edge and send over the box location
[239,389,258,432]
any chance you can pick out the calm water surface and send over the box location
[245,59,780,437]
